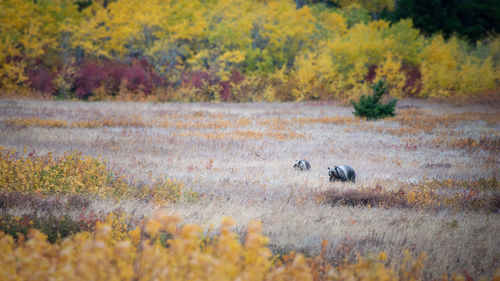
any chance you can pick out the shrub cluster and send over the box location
[73,60,163,99]
[0,146,197,203]
[0,214,96,243]
[24,59,163,99]
[0,146,131,198]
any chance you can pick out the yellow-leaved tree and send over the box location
[0,0,80,93]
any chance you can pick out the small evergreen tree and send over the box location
[351,79,397,120]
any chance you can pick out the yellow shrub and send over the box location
[0,61,29,94]
[375,53,406,97]
[456,56,497,94]
[261,84,278,102]
[138,178,199,205]
[420,36,460,97]
[0,214,312,281]
[0,146,196,204]
[0,146,129,198]
[419,35,499,97]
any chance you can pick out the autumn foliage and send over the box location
[0,212,444,281]
[0,0,499,101]
[0,146,197,203]
[1,211,491,281]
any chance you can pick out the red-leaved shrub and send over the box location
[184,70,212,88]
[74,61,104,99]
[124,60,162,93]
[74,59,163,99]
[220,70,245,101]
[364,65,378,84]
[183,69,245,101]
[401,63,422,96]
[28,68,57,95]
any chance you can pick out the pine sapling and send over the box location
[351,79,397,120]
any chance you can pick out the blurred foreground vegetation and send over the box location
[0,212,434,281]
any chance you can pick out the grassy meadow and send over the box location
[2,0,500,279]
[0,97,499,280]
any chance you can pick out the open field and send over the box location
[0,98,499,280]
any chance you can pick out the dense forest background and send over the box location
[1,0,499,102]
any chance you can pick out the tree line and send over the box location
[1,0,499,101]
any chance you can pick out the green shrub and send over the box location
[351,79,397,120]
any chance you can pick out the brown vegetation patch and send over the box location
[317,188,409,209]
[258,118,291,130]
[387,108,500,135]
[292,116,360,125]
[0,192,91,213]
[423,163,452,169]
[429,90,500,106]
[3,118,69,128]
[447,136,500,153]
[423,135,500,154]
[3,116,253,131]
[317,177,500,212]
[72,116,148,128]
[178,130,305,140]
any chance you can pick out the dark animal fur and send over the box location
[293,160,311,171]
[328,165,356,182]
